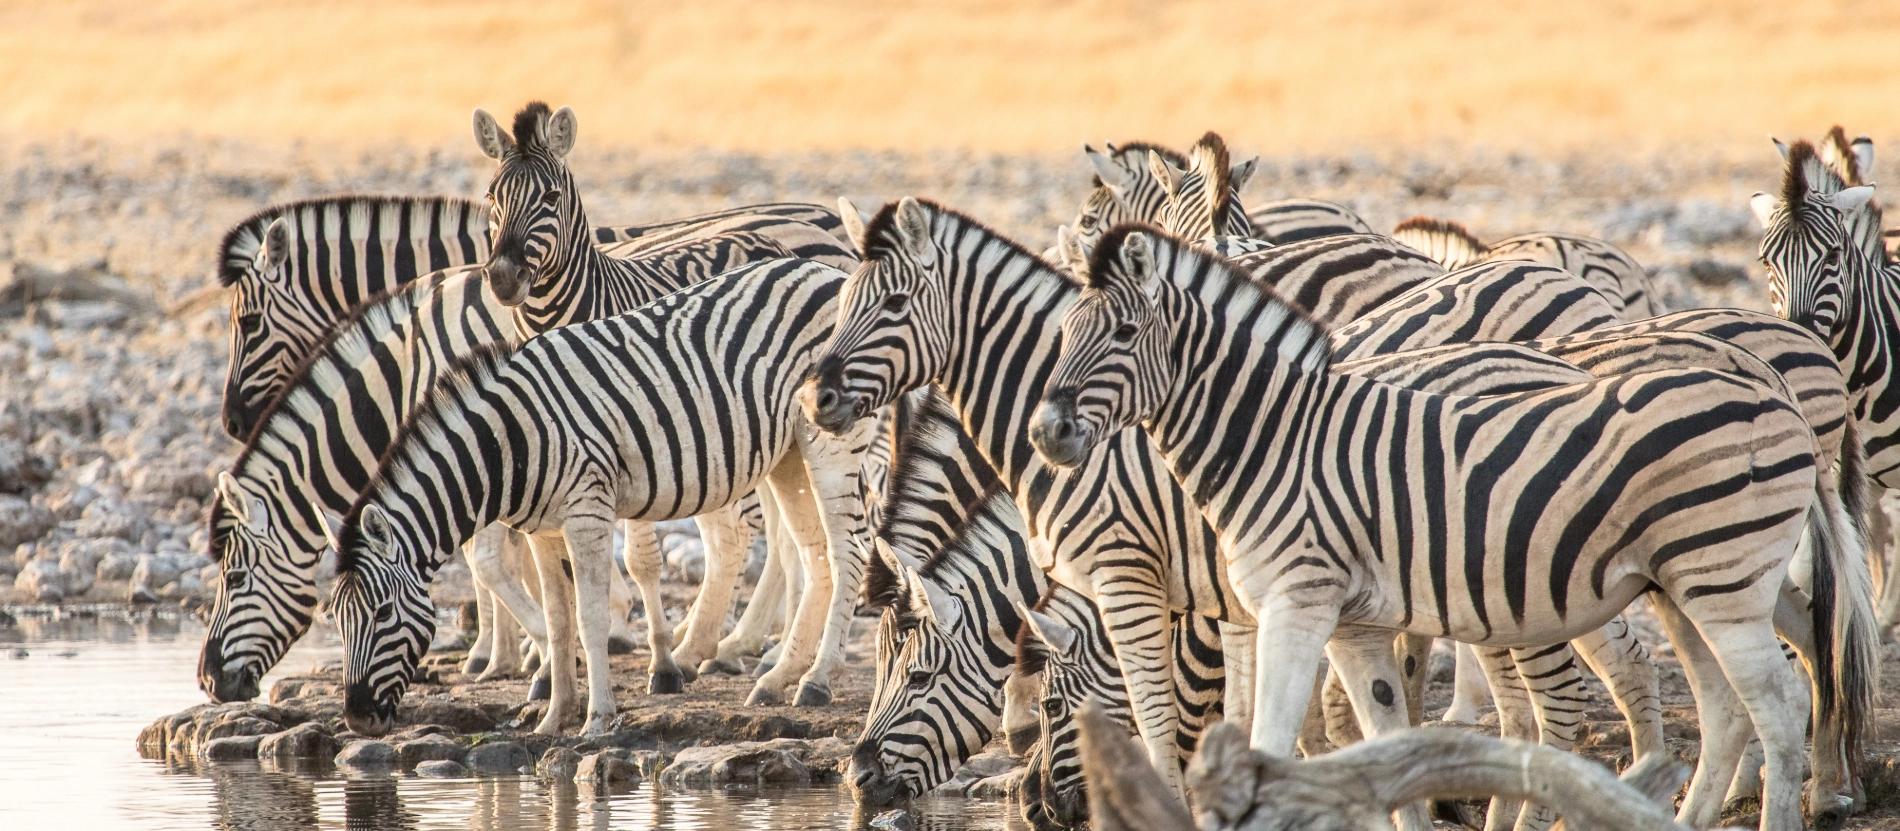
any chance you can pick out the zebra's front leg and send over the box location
[1471,646,1536,831]
[1217,621,1256,738]
[671,504,749,675]
[622,520,686,693]
[1093,580,1186,799]
[1571,616,1664,760]
[1442,642,1492,723]
[1324,625,1431,831]
[787,416,876,706]
[462,586,497,676]
[746,451,836,705]
[561,510,621,736]
[1245,593,1339,757]
[526,532,578,734]
[471,527,554,686]
[1508,642,1593,831]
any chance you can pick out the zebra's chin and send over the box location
[343,683,398,737]
[848,745,917,806]
[1027,404,1094,469]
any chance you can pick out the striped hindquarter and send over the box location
[1246,198,1374,245]
[1390,216,1661,320]
[216,192,838,439]
[327,258,872,737]
[1031,227,1869,831]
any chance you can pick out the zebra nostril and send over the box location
[816,387,839,413]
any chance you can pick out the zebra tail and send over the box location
[1808,418,1878,782]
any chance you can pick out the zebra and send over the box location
[1026,226,1876,831]
[1247,198,1374,245]
[1015,584,1225,830]
[201,208,827,704]
[217,194,844,438]
[1054,137,1254,260]
[1389,216,1662,320]
[323,258,875,737]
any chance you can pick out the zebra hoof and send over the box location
[744,685,784,707]
[753,660,777,678]
[648,670,685,695]
[698,657,746,676]
[461,657,489,675]
[607,635,637,655]
[676,663,698,684]
[793,683,832,707]
[1809,793,1854,828]
[528,676,552,702]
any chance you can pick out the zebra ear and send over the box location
[473,108,515,160]
[318,510,345,554]
[257,218,291,276]
[1055,226,1089,277]
[360,505,399,563]
[895,197,935,264]
[1023,607,1078,656]
[1149,152,1186,196]
[838,197,871,255]
[906,570,963,630]
[544,106,579,158]
[1120,232,1160,302]
[217,472,268,535]
[1852,136,1875,181]
[1085,144,1129,192]
[1750,192,1780,228]
[872,535,918,572]
[1769,135,1789,161]
[1229,156,1259,196]
[1829,185,1876,213]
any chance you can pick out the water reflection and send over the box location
[0,609,1026,831]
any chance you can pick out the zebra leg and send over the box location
[1091,581,1186,800]
[1325,625,1431,831]
[1443,642,1492,723]
[1321,667,1361,747]
[711,487,786,674]
[1471,646,1536,831]
[1508,643,1592,831]
[1297,664,1335,757]
[1771,579,1850,817]
[462,585,497,676]
[476,528,554,686]
[757,530,807,673]
[1397,633,1432,727]
[605,553,639,655]
[746,451,838,706]
[526,533,579,734]
[621,520,686,694]
[786,420,876,707]
[671,504,749,675]
[1245,593,1339,756]
[1649,594,1760,830]
[1570,617,1665,760]
[1217,621,1256,738]
[1682,598,1810,831]
[559,510,622,736]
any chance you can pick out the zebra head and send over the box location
[330,503,435,738]
[1153,132,1257,244]
[852,537,1008,806]
[199,472,322,702]
[220,215,309,439]
[474,102,581,307]
[1015,588,1127,830]
[1752,139,1877,339]
[805,197,953,434]
[1061,142,1178,256]
[1031,227,1174,468]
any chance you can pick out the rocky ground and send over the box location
[0,135,1894,823]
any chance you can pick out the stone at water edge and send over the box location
[201,735,263,761]
[465,742,533,775]
[660,739,816,785]
[395,735,468,769]
[259,723,337,761]
[335,740,398,769]
[415,760,469,778]
[576,749,641,785]
[15,559,65,603]
[536,747,582,780]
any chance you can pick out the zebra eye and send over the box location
[907,670,931,690]
[1078,215,1096,230]
[1041,697,1064,716]
[223,570,248,591]
[374,603,394,624]
[1112,322,1139,343]
[882,293,910,314]
[542,189,562,206]
[236,313,263,334]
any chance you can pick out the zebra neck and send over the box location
[931,236,1079,489]
[371,404,513,577]
[1836,259,1900,405]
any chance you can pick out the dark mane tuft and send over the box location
[1192,132,1234,228]
[337,339,520,572]
[863,544,905,610]
[1082,223,1158,289]
[1013,587,1063,675]
[512,101,553,153]
[859,197,1059,271]
[1783,140,1818,208]
[873,389,1004,543]
[1825,126,1863,185]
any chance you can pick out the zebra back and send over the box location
[1224,234,1445,324]
[1331,260,1622,359]
[1246,198,1373,245]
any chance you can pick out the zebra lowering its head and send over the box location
[472,101,855,335]
[1029,226,1876,831]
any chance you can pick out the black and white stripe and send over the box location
[1390,216,1661,320]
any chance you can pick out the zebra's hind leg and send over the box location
[709,488,787,675]
[670,504,750,677]
[1683,596,1810,831]
[1649,595,1767,830]
[1471,646,1537,831]
[1325,625,1432,831]
[1091,580,1186,800]
[476,528,553,685]
[462,586,497,676]
[1218,622,1256,738]
[1443,642,1492,723]
[746,448,839,706]
[526,532,579,734]
[1509,643,1592,831]
[605,553,639,655]
[1572,615,1665,760]
[559,509,623,736]
[621,520,686,694]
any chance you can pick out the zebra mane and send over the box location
[1093,141,1188,187]
[865,488,1018,624]
[337,340,520,572]
[1190,131,1232,215]
[210,274,452,560]
[1823,126,1864,186]
[860,197,1058,270]
[1012,585,1066,675]
[1391,216,1491,269]
[216,195,481,287]
[1087,223,1334,370]
[872,388,1004,543]
[511,101,555,154]
[1781,140,1838,209]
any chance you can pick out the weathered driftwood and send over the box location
[1078,701,1692,831]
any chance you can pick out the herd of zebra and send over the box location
[190,101,1900,831]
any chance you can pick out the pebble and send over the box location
[335,740,398,769]
[414,759,468,778]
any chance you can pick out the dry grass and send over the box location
[0,0,1895,154]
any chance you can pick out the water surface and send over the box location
[0,610,1021,830]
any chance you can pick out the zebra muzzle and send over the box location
[343,682,397,737]
[483,257,532,307]
[1028,401,1091,468]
